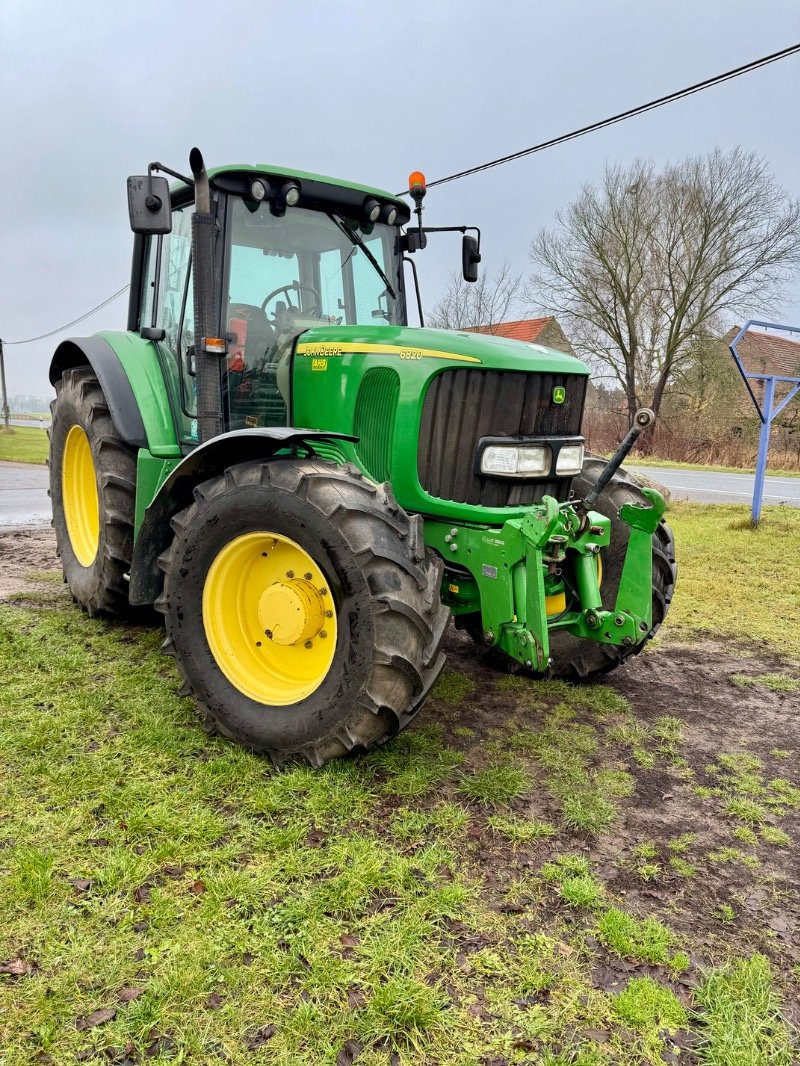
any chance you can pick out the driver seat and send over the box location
[228,303,278,365]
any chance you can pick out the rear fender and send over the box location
[49,336,147,448]
[128,428,358,605]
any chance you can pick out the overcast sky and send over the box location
[1,0,798,399]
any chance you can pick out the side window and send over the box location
[352,235,393,321]
[158,208,192,355]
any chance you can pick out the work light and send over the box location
[480,444,551,477]
[555,444,585,476]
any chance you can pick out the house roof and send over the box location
[725,326,800,379]
[468,317,554,343]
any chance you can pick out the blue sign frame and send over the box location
[728,320,800,522]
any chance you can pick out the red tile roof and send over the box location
[468,317,554,342]
[725,327,800,378]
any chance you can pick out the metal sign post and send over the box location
[728,320,800,523]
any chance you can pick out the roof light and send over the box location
[362,197,381,225]
[282,181,300,207]
[382,205,398,225]
[250,179,267,201]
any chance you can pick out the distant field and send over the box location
[0,426,48,465]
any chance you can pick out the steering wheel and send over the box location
[261,282,322,328]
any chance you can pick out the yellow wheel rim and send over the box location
[62,424,100,567]
[202,531,338,706]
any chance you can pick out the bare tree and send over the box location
[529,149,800,424]
[429,260,525,330]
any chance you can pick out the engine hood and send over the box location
[295,324,589,377]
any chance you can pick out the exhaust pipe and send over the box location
[190,148,222,443]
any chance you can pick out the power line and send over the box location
[421,42,800,190]
[4,284,130,346]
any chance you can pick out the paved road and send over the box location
[635,465,800,507]
[1,459,798,528]
[0,462,51,528]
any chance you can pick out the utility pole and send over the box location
[0,339,11,432]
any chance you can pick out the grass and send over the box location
[694,955,796,1065]
[0,425,48,464]
[2,511,800,1064]
[667,504,800,658]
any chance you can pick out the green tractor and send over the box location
[49,149,675,766]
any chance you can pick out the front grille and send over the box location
[418,369,587,507]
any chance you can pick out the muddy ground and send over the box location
[2,526,799,1038]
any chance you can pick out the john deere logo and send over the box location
[552,386,566,405]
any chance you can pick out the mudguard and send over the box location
[49,336,148,448]
[128,428,358,605]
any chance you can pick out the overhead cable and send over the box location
[419,42,800,191]
[5,284,130,346]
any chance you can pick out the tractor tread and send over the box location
[49,367,137,617]
[159,458,449,766]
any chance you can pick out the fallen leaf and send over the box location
[119,986,145,1003]
[336,1039,362,1065]
[205,991,223,1010]
[133,885,151,904]
[76,1007,116,1030]
[0,958,36,977]
[245,1024,277,1049]
[189,880,206,895]
[69,878,92,892]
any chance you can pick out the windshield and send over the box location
[226,198,402,331]
[222,198,403,431]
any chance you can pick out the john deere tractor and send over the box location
[49,149,675,766]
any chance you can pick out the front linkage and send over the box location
[426,408,666,672]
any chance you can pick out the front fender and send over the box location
[128,428,358,605]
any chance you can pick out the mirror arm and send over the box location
[148,161,194,189]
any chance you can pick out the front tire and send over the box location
[157,459,449,766]
[49,367,137,616]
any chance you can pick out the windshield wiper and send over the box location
[327,213,396,302]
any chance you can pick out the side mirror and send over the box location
[462,234,481,282]
[127,175,172,234]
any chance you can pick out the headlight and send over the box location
[480,444,550,477]
[556,444,584,476]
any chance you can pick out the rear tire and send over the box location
[547,459,676,679]
[156,458,449,766]
[49,367,137,616]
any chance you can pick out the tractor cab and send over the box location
[128,164,412,442]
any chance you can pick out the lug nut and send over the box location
[320,587,328,596]
[325,609,333,618]
[286,570,294,578]
[319,631,327,639]
[444,534,452,543]
[304,640,313,649]
[450,528,458,537]
[304,572,312,580]
[265,629,273,639]
[449,543,458,553]
[484,630,495,644]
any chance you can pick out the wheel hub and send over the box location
[202,530,337,705]
[258,579,326,646]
